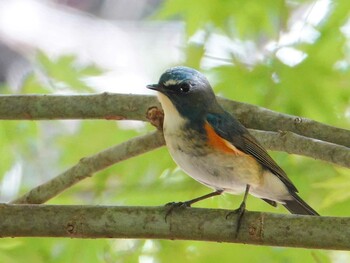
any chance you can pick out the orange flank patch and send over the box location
[204,122,245,155]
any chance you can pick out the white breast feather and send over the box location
[157,92,186,131]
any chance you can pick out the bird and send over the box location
[147,66,319,229]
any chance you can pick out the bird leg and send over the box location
[226,184,250,237]
[164,190,223,222]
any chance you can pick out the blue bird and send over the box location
[147,66,319,225]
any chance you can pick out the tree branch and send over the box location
[0,93,154,121]
[250,130,350,168]
[0,204,349,250]
[11,131,165,204]
[219,98,350,148]
[0,94,348,147]
[3,93,349,205]
[11,129,348,205]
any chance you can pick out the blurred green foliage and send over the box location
[36,51,101,92]
[0,0,350,262]
[158,0,290,38]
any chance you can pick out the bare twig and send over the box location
[10,129,349,205]
[220,98,350,148]
[0,204,349,250]
[0,94,348,147]
[0,93,155,121]
[4,94,349,205]
[250,130,350,168]
[11,131,165,204]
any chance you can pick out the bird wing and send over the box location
[206,112,297,193]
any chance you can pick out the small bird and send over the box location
[147,66,319,226]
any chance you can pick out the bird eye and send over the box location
[179,82,190,93]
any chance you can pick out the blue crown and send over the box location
[159,66,203,86]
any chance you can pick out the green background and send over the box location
[0,0,350,262]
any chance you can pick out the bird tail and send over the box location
[283,192,319,216]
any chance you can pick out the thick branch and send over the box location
[11,131,165,204]
[0,94,348,147]
[0,204,349,250]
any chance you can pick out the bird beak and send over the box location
[147,84,162,91]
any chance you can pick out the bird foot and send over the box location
[225,202,246,238]
[164,201,191,222]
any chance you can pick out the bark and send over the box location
[0,204,349,250]
[0,94,348,147]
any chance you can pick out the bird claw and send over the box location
[225,202,246,219]
[164,201,191,222]
[165,201,191,208]
[225,202,247,238]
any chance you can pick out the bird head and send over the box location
[147,66,217,120]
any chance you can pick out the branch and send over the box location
[11,129,349,205]
[250,130,350,168]
[1,204,349,250]
[5,94,349,205]
[219,98,350,148]
[11,131,165,204]
[0,93,154,121]
[0,94,348,147]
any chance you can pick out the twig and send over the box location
[11,131,165,204]
[0,94,348,147]
[250,130,350,168]
[0,93,155,121]
[10,129,349,205]
[219,98,350,148]
[4,94,349,205]
[0,204,349,250]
